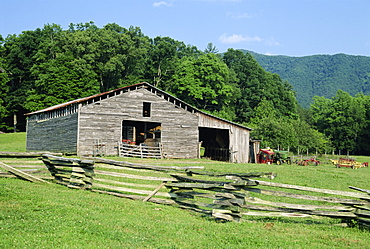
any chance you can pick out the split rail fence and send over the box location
[0,153,369,230]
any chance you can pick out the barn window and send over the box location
[143,102,151,117]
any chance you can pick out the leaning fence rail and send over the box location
[118,142,163,159]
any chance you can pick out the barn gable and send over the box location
[26,82,252,163]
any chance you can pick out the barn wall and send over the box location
[78,88,199,158]
[26,112,78,153]
[198,114,250,163]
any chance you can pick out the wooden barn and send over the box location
[26,82,252,163]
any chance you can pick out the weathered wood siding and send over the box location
[78,88,199,158]
[198,114,250,163]
[26,113,78,153]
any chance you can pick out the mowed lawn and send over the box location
[0,133,369,248]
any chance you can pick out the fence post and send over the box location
[118,141,121,157]
[140,144,143,158]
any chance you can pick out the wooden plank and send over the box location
[257,180,370,200]
[349,186,370,195]
[92,183,171,197]
[94,178,158,188]
[87,157,204,171]
[241,211,313,218]
[91,189,176,205]
[0,162,50,184]
[354,209,370,217]
[239,203,357,218]
[0,151,63,157]
[244,187,367,205]
[244,197,354,211]
[95,170,175,181]
[188,170,276,179]
[143,182,166,202]
[212,210,237,221]
[42,154,94,167]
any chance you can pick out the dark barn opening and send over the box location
[122,121,161,147]
[199,127,230,161]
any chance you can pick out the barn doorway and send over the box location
[199,127,230,161]
[122,121,161,147]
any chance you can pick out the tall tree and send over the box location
[204,43,219,54]
[3,28,46,131]
[310,90,366,153]
[171,53,240,120]
[0,35,10,129]
[145,36,200,89]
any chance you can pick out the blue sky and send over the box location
[1,0,369,57]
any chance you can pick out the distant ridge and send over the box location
[240,50,370,108]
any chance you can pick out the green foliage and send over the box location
[145,36,200,89]
[310,90,367,153]
[251,115,331,153]
[0,43,9,126]
[251,117,297,149]
[171,53,240,119]
[27,54,99,111]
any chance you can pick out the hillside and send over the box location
[242,50,370,108]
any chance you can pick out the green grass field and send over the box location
[0,133,369,248]
[0,132,26,152]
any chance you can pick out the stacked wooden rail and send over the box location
[166,170,370,228]
[41,154,95,189]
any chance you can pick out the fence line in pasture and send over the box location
[0,154,369,230]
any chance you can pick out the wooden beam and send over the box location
[257,180,370,200]
[0,162,50,184]
[143,182,166,202]
[0,151,63,157]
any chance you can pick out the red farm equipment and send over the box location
[257,149,292,165]
[257,149,275,164]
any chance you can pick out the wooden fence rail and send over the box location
[166,171,370,227]
[41,154,95,189]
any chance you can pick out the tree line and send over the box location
[0,22,369,155]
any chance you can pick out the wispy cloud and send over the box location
[264,38,280,46]
[226,12,255,19]
[153,1,173,7]
[219,33,262,44]
[219,33,280,46]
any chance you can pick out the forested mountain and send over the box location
[244,50,370,108]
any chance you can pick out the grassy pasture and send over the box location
[0,133,369,248]
[0,132,26,152]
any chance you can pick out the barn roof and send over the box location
[25,82,252,131]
